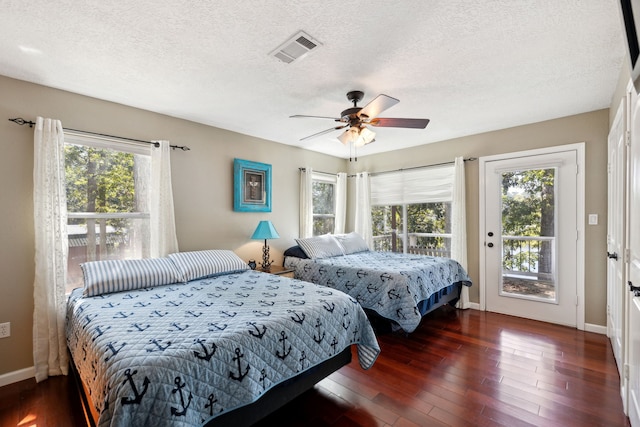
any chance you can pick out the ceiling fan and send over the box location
[290,90,430,147]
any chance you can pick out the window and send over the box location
[372,203,451,256]
[312,173,336,236]
[65,134,152,292]
[369,165,455,257]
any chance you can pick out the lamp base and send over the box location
[260,240,273,272]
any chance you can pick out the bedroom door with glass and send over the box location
[481,145,583,327]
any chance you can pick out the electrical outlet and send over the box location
[0,322,10,338]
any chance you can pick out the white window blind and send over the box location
[370,164,454,206]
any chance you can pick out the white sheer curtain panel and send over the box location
[334,172,347,234]
[150,141,179,257]
[354,172,373,248]
[299,168,313,238]
[32,117,69,382]
[452,156,470,309]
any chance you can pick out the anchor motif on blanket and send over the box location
[316,289,333,296]
[356,270,368,278]
[92,325,111,341]
[262,292,277,298]
[345,281,356,291]
[220,310,237,318]
[133,301,150,308]
[120,368,150,405]
[104,341,126,362]
[179,292,193,298]
[208,322,228,331]
[336,268,346,277]
[367,284,379,293]
[170,376,192,416]
[185,310,203,317]
[83,313,98,327]
[288,299,305,306]
[229,347,250,381]
[150,293,165,299]
[128,323,150,332]
[330,336,339,354]
[204,393,219,417]
[113,311,134,319]
[380,272,393,282]
[165,300,182,307]
[122,293,138,299]
[150,310,169,317]
[247,321,267,338]
[252,310,271,317]
[193,338,217,361]
[342,308,351,330]
[259,368,268,389]
[299,351,307,371]
[146,338,171,352]
[387,289,401,299]
[396,307,406,319]
[198,301,214,307]
[351,324,360,342]
[276,331,292,359]
[169,322,189,332]
[318,266,327,275]
[101,302,119,308]
[288,310,305,324]
[228,300,244,307]
[313,318,325,343]
[321,300,335,313]
[258,300,274,306]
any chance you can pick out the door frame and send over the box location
[478,143,586,330]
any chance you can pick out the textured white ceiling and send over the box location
[0,0,627,159]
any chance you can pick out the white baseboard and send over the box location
[584,323,607,335]
[467,302,481,310]
[0,366,35,388]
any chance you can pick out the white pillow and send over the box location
[168,249,249,282]
[333,232,370,254]
[81,257,182,297]
[295,234,344,259]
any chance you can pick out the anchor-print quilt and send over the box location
[284,251,472,333]
[65,270,380,427]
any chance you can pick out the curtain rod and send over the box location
[300,157,476,177]
[8,118,191,151]
[365,157,477,177]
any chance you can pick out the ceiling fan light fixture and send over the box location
[356,126,376,147]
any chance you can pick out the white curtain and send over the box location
[150,141,179,257]
[451,156,470,309]
[32,117,69,382]
[299,167,313,238]
[334,172,347,234]
[354,172,373,248]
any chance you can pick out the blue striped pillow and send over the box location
[168,249,249,282]
[295,234,345,259]
[81,257,182,297]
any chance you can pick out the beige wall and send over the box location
[348,109,609,327]
[0,75,345,376]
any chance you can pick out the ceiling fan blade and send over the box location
[300,125,347,141]
[290,114,342,121]
[368,117,430,129]
[358,94,399,119]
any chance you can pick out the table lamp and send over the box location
[251,220,280,271]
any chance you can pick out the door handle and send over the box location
[607,252,619,260]
[487,243,494,248]
[629,281,640,296]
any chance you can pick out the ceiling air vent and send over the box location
[270,31,322,64]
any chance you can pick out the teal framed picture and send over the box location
[233,158,272,212]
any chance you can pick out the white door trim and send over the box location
[478,143,586,330]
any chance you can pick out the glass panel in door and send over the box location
[500,168,557,302]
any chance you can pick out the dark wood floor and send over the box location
[0,307,630,427]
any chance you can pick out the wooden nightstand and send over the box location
[258,265,295,278]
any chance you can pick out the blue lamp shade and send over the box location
[251,220,280,240]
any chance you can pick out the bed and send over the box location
[284,233,472,334]
[65,249,380,427]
